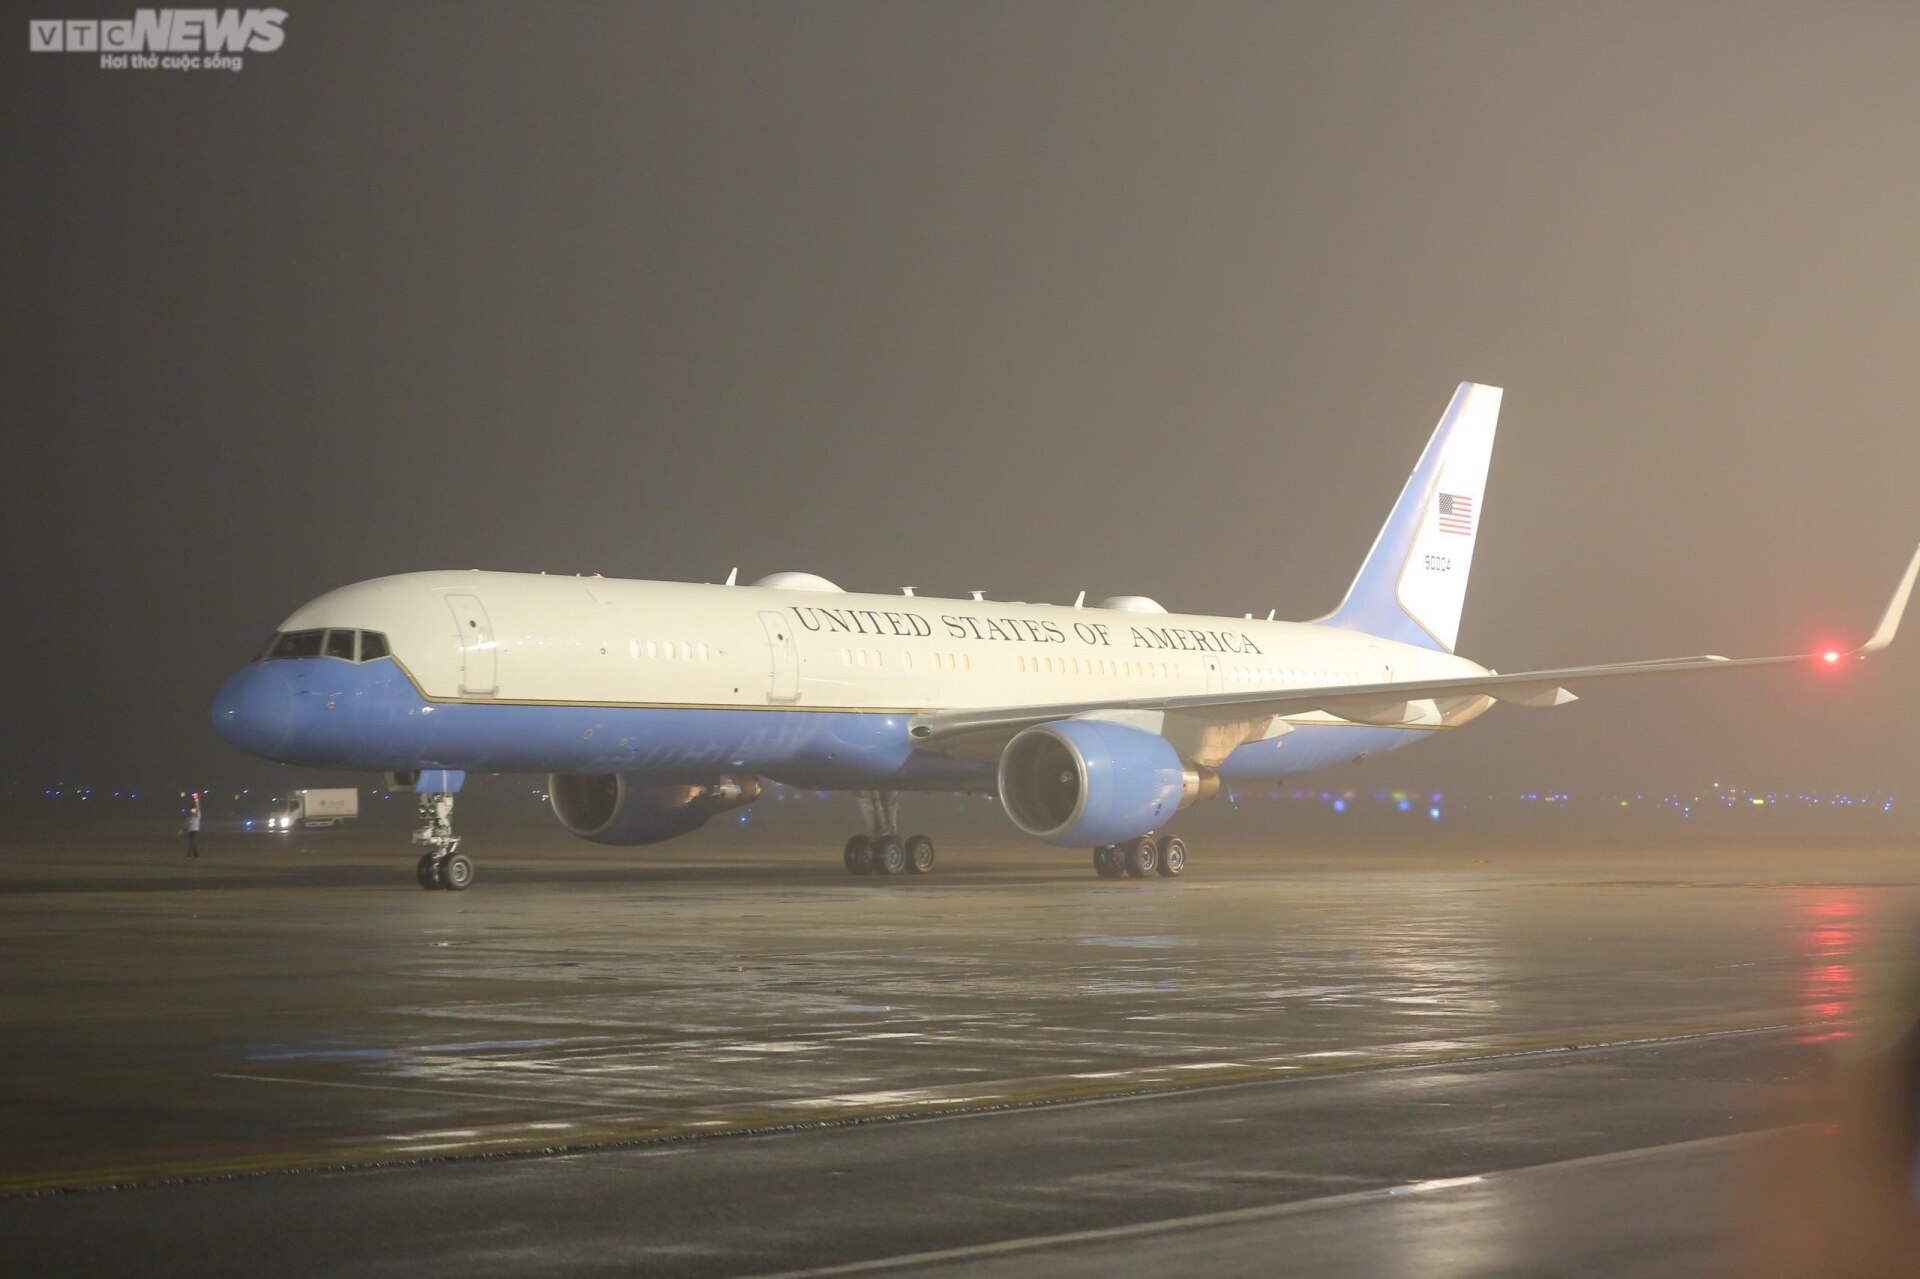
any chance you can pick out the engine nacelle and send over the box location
[547,773,762,846]
[997,719,1194,847]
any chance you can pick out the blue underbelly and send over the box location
[247,659,1432,788]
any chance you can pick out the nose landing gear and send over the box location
[412,791,471,891]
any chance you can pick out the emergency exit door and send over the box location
[445,594,498,695]
[759,610,799,703]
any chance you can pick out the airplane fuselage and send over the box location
[214,570,1490,791]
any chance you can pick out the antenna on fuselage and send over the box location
[1073,590,1086,608]
[901,586,916,596]
[724,567,738,586]
[1266,609,1276,620]
[970,590,986,601]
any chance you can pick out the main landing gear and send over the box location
[1091,834,1186,880]
[842,790,937,877]
[412,791,473,891]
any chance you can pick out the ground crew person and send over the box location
[182,793,201,860]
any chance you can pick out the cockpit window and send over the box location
[260,628,394,663]
[266,630,325,660]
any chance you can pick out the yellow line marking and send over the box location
[210,1072,641,1110]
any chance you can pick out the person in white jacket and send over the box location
[182,793,201,861]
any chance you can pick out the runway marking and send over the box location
[208,1072,646,1110]
[0,1014,1829,1196]
[741,1131,1773,1277]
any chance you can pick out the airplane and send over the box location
[211,383,1920,890]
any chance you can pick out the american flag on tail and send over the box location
[1437,492,1474,536]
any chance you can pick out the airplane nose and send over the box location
[211,665,296,757]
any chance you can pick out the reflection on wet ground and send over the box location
[1,830,1915,1191]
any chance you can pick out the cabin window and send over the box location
[697,642,709,661]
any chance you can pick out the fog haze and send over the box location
[5,3,1917,795]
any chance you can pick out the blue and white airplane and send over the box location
[212,384,1920,890]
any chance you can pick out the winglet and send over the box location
[1860,543,1920,654]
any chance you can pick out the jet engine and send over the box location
[996,719,1212,847]
[547,773,762,846]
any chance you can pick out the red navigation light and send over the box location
[1822,650,1841,664]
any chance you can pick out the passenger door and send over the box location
[445,594,498,695]
[759,610,799,703]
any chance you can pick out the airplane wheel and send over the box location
[1092,846,1123,878]
[1123,836,1158,878]
[906,835,936,874]
[416,853,441,890]
[440,853,474,891]
[1155,836,1186,878]
[872,836,907,876]
[843,835,874,875]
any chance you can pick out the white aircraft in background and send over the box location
[212,383,1920,890]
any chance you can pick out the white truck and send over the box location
[268,788,359,831]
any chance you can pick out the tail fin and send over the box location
[1319,381,1503,653]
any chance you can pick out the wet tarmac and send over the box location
[2,824,1916,1275]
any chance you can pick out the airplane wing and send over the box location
[908,544,1920,750]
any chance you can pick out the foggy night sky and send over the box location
[4,3,1918,797]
